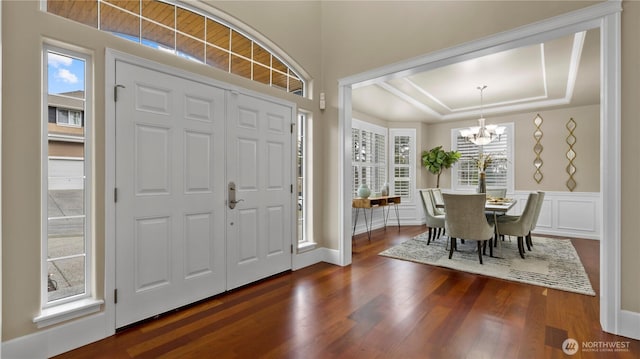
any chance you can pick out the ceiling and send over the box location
[351,29,600,124]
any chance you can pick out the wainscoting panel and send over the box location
[510,191,600,240]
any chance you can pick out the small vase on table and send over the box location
[357,183,371,198]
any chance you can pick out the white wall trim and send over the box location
[292,247,324,270]
[338,0,630,339]
[619,310,640,340]
[2,312,108,359]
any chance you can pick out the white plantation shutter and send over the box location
[352,120,387,197]
[390,129,415,200]
[452,123,514,192]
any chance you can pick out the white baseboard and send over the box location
[292,246,324,270]
[618,309,640,340]
[2,311,111,359]
[322,247,342,266]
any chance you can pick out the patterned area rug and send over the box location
[379,232,596,296]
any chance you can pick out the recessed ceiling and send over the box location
[352,29,600,123]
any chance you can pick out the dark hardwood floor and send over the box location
[55,226,639,358]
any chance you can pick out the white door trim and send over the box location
[338,1,630,338]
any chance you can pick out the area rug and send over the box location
[379,232,596,296]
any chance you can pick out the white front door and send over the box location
[114,61,226,328]
[114,60,293,328]
[226,93,293,289]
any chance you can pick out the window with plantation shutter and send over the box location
[352,119,387,197]
[390,129,415,200]
[451,123,514,192]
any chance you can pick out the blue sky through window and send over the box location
[48,52,85,95]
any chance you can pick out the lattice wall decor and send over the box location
[565,118,577,191]
[533,114,544,183]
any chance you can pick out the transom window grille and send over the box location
[352,119,386,197]
[389,129,415,200]
[45,0,305,96]
[452,123,514,192]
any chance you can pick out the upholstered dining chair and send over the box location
[428,187,445,215]
[495,192,539,259]
[525,191,545,250]
[419,189,445,244]
[442,193,495,264]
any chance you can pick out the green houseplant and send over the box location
[421,146,461,188]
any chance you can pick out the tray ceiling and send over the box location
[352,29,600,123]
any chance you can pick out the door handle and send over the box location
[228,181,244,209]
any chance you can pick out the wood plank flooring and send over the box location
[55,226,639,358]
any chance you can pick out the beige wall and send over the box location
[2,0,638,343]
[423,105,600,192]
[620,1,640,313]
[1,0,320,340]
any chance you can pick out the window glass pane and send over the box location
[46,0,304,97]
[46,50,87,303]
[206,45,229,71]
[48,0,98,28]
[231,30,251,58]
[296,114,305,243]
[103,0,140,14]
[289,75,303,96]
[206,19,230,50]
[177,8,204,40]
[100,1,140,39]
[272,57,287,73]
[176,33,204,63]
[230,55,251,79]
[253,63,270,85]
[47,257,85,301]
[142,0,175,28]
[142,19,175,50]
[454,128,510,188]
[394,136,410,164]
[253,43,271,67]
[272,70,287,91]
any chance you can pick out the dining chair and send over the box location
[525,191,545,250]
[495,192,539,259]
[428,187,445,215]
[419,189,445,244]
[442,193,495,264]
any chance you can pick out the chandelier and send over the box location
[459,85,505,146]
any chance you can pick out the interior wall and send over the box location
[424,104,600,192]
[620,0,640,313]
[1,0,320,341]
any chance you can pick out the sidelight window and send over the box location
[36,45,102,329]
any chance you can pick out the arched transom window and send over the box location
[45,0,306,96]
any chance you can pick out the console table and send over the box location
[352,195,401,242]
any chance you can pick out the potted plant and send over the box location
[421,146,461,188]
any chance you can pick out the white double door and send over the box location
[114,60,293,328]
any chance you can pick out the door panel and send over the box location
[115,60,293,328]
[115,61,226,328]
[226,93,293,289]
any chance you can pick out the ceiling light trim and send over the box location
[565,31,586,102]
[375,82,442,118]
